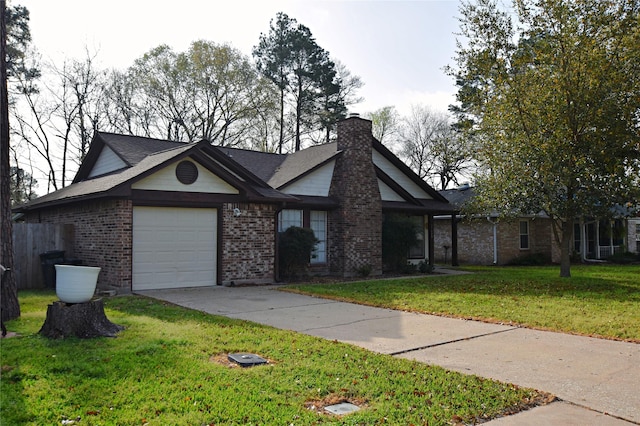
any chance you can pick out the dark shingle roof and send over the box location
[439,186,476,209]
[268,142,339,189]
[23,143,195,208]
[100,133,188,166]
[217,147,286,182]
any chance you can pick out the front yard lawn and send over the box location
[1,291,549,425]
[286,264,640,342]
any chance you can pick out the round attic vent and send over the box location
[176,161,198,185]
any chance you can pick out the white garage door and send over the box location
[132,207,217,290]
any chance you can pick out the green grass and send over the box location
[285,264,640,342]
[1,292,547,425]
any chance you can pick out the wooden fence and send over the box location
[12,223,75,289]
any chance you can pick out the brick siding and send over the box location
[434,216,556,265]
[24,199,279,290]
[23,199,133,290]
[220,202,276,285]
[328,117,383,277]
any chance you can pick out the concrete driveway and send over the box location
[138,284,639,425]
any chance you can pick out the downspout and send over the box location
[428,214,435,267]
[487,216,498,265]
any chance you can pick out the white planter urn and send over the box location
[55,265,100,304]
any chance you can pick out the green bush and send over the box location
[418,260,435,274]
[506,252,550,266]
[356,264,372,277]
[278,226,318,280]
[382,214,419,272]
[606,251,640,264]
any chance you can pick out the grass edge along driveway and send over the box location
[285,264,640,343]
[0,291,552,425]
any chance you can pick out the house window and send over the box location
[598,220,611,246]
[278,209,302,232]
[519,220,530,250]
[612,219,624,247]
[278,209,327,264]
[408,216,425,259]
[310,211,327,264]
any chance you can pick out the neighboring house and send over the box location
[15,116,458,292]
[433,185,639,265]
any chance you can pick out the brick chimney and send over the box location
[328,115,382,277]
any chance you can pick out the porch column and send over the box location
[451,214,459,266]
[428,214,435,266]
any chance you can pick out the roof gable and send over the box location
[74,132,187,183]
[131,158,240,194]
[372,139,448,203]
[87,145,127,178]
[279,160,336,197]
[268,143,340,189]
[20,136,297,211]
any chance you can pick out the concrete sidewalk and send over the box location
[138,284,640,425]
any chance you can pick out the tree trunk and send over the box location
[278,87,284,154]
[559,218,573,278]
[39,299,124,339]
[0,0,20,322]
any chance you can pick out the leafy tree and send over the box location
[314,60,360,144]
[449,0,640,277]
[400,105,447,181]
[428,121,474,190]
[5,4,37,82]
[253,12,297,153]
[366,106,400,145]
[399,105,473,189]
[10,165,36,205]
[103,68,155,137]
[125,41,267,145]
[254,12,348,151]
[315,62,344,144]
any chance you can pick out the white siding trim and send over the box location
[372,150,432,199]
[88,146,127,178]
[378,179,406,202]
[132,159,239,194]
[280,161,335,197]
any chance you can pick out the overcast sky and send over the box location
[19,0,463,116]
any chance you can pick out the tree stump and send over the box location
[39,299,124,339]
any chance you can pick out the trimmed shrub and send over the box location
[506,252,550,266]
[607,251,640,264]
[278,226,318,280]
[418,260,435,274]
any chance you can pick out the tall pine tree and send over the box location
[254,12,345,151]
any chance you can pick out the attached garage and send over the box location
[132,206,217,290]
